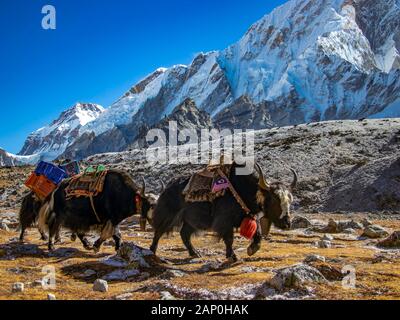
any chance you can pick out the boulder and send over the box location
[315,240,332,248]
[93,279,108,293]
[308,262,344,281]
[12,282,24,293]
[291,216,312,229]
[47,293,56,300]
[270,264,327,291]
[304,254,326,264]
[362,225,389,239]
[378,231,400,248]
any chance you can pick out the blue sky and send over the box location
[0,0,286,153]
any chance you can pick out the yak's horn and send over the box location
[290,169,298,190]
[255,163,270,190]
[160,179,166,193]
[141,177,147,196]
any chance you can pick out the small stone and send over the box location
[47,293,56,300]
[322,234,334,241]
[160,291,177,300]
[93,279,108,292]
[32,280,44,288]
[270,264,327,291]
[160,269,187,279]
[342,228,356,234]
[361,218,373,227]
[322,219,339,233]
[378,231,400,248]
[82,269,96,278]
[115,293,133,300]
[291,216,312,229]
[304,254,326,264]
[12,282,24,293]
[0,222,10,232]
[362,225,389,239]
[315,240,332,248]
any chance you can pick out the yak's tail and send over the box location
[37,188,57,233]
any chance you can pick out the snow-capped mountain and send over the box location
[8,0,400,164]
[18,103,104,162]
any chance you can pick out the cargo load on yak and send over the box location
[24,161,81,200]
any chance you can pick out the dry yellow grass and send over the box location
[0,214,399,300]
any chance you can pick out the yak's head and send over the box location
[254,163,297,230]
[138,178,164,231]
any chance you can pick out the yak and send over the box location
[19,192,50,242]
[44,169,152,252]
[19,192,85,246]
[149,162,297,262]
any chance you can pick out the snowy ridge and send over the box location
[12,0,400,163]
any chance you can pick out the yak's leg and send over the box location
[93,221,114,253]
[260,217,272,239]
[70,233,77,242]
[247,219,262,256]
[54,229,62,244]
[180,223,201,258]
[222,230,237,262]
[39,229,48,241]
[150,229,163,254]
[112,226,122,251]
[19,228,26,242]
[77,234,92,251]
[47,214,59,251]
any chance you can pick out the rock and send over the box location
[315,240,332,248]
[308,262,344,281]
[270,264,327,291]
[0,222,10,232]
[291,216,312,229]
[362,225,389,239]
[81,269,96,278]
[32,280,44,288]
[339,220,363,231]
[47,293,56,300]
[12,282,24,293]
[322,219,339,233]
[102,269,140,281]
[322,234,334,241]
[93,279,108,293]
[378,231,400,248]
[117,242,158,268]
[304,254,326,264]
[115,293,133,300]
[160,269,187,279]
[160,291,177,300]
[361,218,373,227]
[342,228,356,235]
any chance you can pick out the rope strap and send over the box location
[89,195,101,223]
[217,168,251,214]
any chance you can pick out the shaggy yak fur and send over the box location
[44,169,151,252]
[19,192,49,242]
[150,163,297,262]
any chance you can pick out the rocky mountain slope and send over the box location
[17,103,104,162]
[10,0,400,163]
[81,118,400,214]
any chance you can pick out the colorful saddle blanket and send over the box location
[183,164,232,203]
[65,166,108,199]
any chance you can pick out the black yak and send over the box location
[19,192,84,246]
[150,163,297,262]
[44,169,152,252]
[19,192,49,242]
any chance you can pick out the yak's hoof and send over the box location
[227,255,238,264]
[190,250,202,258]
[48,244,55,252]
[247,243,261,257]
[93,246,100,254]
[71,234,77,242]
